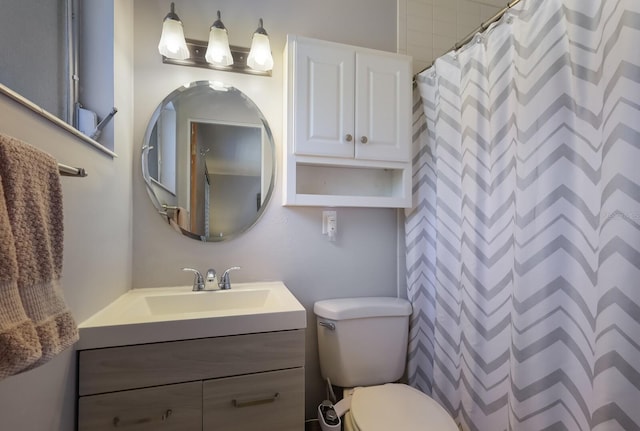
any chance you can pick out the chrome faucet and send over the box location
[219,266,241,290]
[182,266,240,291]
[182,267,205,291]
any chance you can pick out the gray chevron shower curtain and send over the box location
[405,0,640,430]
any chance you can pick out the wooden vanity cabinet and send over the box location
[76,330,304,431]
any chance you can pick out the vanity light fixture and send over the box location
[205,11,233,66]
[246,19,274,72]
[157,2,189,60]
[158,4,273,77]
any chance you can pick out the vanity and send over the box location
[75,282,306,431]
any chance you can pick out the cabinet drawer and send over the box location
[203,368,304,431]
[78,381,202,431]
[78,330,304,396]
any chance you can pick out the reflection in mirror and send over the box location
[142,81,275,242]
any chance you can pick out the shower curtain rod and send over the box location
[413,0,524,81]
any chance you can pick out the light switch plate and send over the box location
[322,210,337,235]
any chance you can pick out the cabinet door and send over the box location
[293,39,355,158]
[355,52,411,162]
[203,368,304,431]
[78,381,202,431]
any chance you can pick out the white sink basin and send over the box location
[77,282,306,350]
[141,289,271,316]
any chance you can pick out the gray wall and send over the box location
[0,98,133,428]
[0,2,134,430]
[132,0,400,420]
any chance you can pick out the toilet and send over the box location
[314,297,458,431]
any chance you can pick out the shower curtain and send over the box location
[405,0,640,430]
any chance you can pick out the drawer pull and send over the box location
[112,409,172,427]
[232,392,280,408]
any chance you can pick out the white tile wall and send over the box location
[398,0,503,75]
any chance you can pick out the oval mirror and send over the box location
[141,81,275,241]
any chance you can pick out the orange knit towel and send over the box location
[0,133,78,379]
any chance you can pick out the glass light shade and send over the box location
[247,33,273,71]
[205,27,233,66]
[158,19,189,60]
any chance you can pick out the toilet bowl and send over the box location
[314,297,457,431]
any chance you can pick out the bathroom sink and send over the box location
[77,282,306,350]
[120,287,273,318]
[140,289,270,316]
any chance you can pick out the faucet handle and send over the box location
[219,266,241,290]
[182,267,205,291]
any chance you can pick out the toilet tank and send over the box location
[314,297,412,388]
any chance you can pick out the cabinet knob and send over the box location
[345,134,353,142]
[360,136,368,144]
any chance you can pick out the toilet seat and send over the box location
[349,384,457,431]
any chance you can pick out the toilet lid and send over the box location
[351,384,457,431]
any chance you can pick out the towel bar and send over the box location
[58,163,87,177]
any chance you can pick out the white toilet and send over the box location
[314,297,458,431]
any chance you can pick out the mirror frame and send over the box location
[141,80,276,242]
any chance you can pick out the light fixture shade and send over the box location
[205,11,233,66]
[158,3,189,60]
[247,19,274,72]
[205,27,233,66]
[247,33,273,71]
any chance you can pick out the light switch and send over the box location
[322,210,337,241]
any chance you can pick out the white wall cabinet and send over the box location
[76,330,304,431]
[284,35,412,208]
